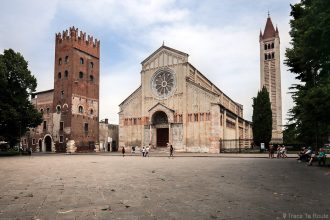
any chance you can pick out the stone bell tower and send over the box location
[259,14,283,141]
[53,26,100,152]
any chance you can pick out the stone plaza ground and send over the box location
[0,154,329,220]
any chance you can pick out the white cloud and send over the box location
[0,0,300,127]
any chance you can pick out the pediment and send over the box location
[142,46,189,71]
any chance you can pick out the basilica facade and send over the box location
[119,45,253,153]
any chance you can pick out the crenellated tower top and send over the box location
[55,26,100,57]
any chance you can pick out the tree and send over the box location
[285,0,330,147]
[0,49,42,147]
[252,86,272,147]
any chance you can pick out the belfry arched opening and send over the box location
[152,111,169,147]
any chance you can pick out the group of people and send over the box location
[121,143,174,158]
[268,145,287,159]
[297,147,327,166]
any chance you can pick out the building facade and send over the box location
[119,45,253,153]
[259,15,283,141]
[22,27,100,152]
[99,119,119,152]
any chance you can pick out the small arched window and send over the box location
[58,72,62,79]
[46,107,50,114]
[264,44,267,50]
[58,58,62,65]
[267,44,271,49]
[90,62,94,68]
[89,75,94,81]
[65,70,68,78]
[80,57,84,64]
[56,105,61,113]
[90,109,94,115]
[78,106,83,113]
[271,43,274,48]
[79,72,84,79]
[40,108,44,114]
[264,54,268,60]
[65,56,69,63]
[272,52,275,59]
[268,54,271,60]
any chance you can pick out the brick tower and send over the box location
[259,14,283,141]
[53,27,100,152]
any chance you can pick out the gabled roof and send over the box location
[262,16,277,39]
[148,102,174,112]
[141,45,189,65]
[119,86,141,106]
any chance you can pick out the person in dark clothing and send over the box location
[122,146,125,157]
[170,145,174,158]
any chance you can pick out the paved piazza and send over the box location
[0,154,329,220]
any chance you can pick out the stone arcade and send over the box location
[119,45,253,153]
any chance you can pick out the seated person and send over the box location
[308,148,327,166]
[317,148,327,166]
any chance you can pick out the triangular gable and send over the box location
[141,45,189,70]
[148,102,175,113]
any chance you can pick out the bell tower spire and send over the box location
[259,15,283,141]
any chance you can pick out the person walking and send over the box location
[269,145,274,159]
[170,145,174,158]
[146,145,150,157]
[122,146,125,157]
[142,146,146,157]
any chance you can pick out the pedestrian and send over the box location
[269,144,274,159]
[170,145,174,158]
[122,146,125,157]
[142,146,146,157]
[146,145,150,157]
[281,145,287,158]
[276,146,281,158]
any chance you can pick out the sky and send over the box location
[0,0,300,125]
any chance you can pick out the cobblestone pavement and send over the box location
[0,155,329,220]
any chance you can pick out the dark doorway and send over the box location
[38,139,42,152]
[157,128,169,147]
[45,136,52,152]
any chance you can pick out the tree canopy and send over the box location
[0,49,42,147]
[285,0,330,147]
[252,86,272,147]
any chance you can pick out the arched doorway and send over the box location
[152,111,169,147]
[44,135,52,152]
[38,139,42,152]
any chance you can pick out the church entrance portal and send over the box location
[44,136,52,152]
[152,111,169,148]
[157,128,169,147]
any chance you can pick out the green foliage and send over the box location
[0,49,42,147]
[285,0,330,147]
[252,87,272,147]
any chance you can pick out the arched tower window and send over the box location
[264,54,268,60]
[65,70,68,78]
[79,72,84,79]
[271,43,274,49]
[58,72,61,79]
[90,109,94,115]
[268,54,271,60]
[56,105,61,113]
[58,58,62,65]
[65,56,69,63]
[90,62,94,68]
[89,75,94,81]
[267,44,271,49]
[272,52,275,59]
[264,44,267,50]
[80,57,84,64]
[78,106,83,113]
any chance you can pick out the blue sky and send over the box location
[0,0,299,124]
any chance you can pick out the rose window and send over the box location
[151,69,176,99]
